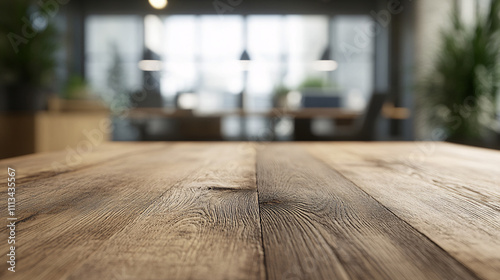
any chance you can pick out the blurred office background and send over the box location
[1,0,500,158]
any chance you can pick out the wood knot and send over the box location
[206,186,236,191]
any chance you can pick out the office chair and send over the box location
[294,92,387,141]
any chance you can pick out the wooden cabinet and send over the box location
[0,112,110,159]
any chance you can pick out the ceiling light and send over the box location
[178,93,198,110]
[313,60,338,72]
[149,0,168,10]
[138,60,162,71]
[239,50,251,71]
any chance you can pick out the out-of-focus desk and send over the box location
[125,106,409,140]
[126,107,362,119]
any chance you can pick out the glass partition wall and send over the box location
[84,14,375,139]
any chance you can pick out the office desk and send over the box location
[1,142,498,279]
[127,107,362,119]
[127,108,362,140]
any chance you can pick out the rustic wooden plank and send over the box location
[0,143,264,280]
[257,144,480,280]
[0,142,167,182]
[67,143,264,280]
[307,142,500,280]
[0,143,194,279]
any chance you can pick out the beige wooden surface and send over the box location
[35,112,110,153]
[0,112,110,159]
[0,142,498,280]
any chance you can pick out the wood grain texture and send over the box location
[0,142,166,183]
[68,143,264,280]
[0,142,498,280]
[0,143,193,280]
[0,143,264,280]
[307,142,500,280]
[257,144,480,280]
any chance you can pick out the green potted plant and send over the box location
[418,0,500,145]
[47,75,108,112]
[0,0,59,111]
[299,77,342,108]
[62,75,91,100]
[273,84,290,108]
[299,77,326,90]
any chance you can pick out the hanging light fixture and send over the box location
[138,60,162,71]
[239,50,251,71]
[313,46,338,72]
[149,0,168,10]
[240,50,250,61]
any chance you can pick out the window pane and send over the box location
[284,15,329,89]
[200,16,243,60]
[332,16,374,110]
[85,15,143,96]
[247,15,284,109]
[161,16,197,98]
[199,16,244,111]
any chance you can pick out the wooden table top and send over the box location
[0,142,499,280]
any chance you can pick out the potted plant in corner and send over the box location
[273,84,290,108]
[48,75,108,112]
[0,0,58,112]
[418,0,500,147]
